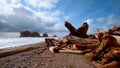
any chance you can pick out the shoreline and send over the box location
[0,42,94,68]
[0,42,45,51]
[0,42,46,58]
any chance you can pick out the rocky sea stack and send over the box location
[20,31,40,37]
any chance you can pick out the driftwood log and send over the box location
[0,43,43,58]
[65,21,88,38]
[95,26,120,39]
[85,35,120,68]
[45,36,98,54]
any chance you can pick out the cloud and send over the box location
[84,19,97,34]
[84,14,120,34]
[25,0,59,9]
[0,0,66,34]
[96,17,105,23]
[64,14,74,21]
[0,1,14,16]
[106,14,120,26]
[96,14,120,30]
[84,19,93,25]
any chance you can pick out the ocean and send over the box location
[0,32,67,49]
[0,37,45,49]
[0,32,44,49]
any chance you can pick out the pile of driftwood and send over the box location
[45,36,98,54]
[45,21,120,68]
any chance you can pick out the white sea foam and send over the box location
[0,37,45,49]
[0,32,66,49]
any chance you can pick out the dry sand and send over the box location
[0,42,95,68]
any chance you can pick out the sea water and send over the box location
[0,37,45,49]
[0,32,45,49]
[0,32,67,49]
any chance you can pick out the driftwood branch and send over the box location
[49,46,91,54]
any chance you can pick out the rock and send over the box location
[20,31,40,37]
[31,32,40,37]
[20,31,31,37]
[43,33,48,37]
[53,35,57,37]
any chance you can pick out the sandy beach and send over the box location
[0,42,95,68]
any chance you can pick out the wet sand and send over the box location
[0,42,95,68]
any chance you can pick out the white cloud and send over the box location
[84,19,94,25]
[96,17,105,23]
[50,10,61,16]
[86,14,120,34]
[64,16,70,20]
[10,0,21,4]
[83,19,97,34]
[0,0,66,34]
[64,14,73,20]
[0,0,15,16]
[96,14,120,30]
[0,6,15,16]
[25,0,59,9]
[106,14,120,26]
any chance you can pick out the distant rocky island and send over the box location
[20,31,40,37]
[20,30,57,37]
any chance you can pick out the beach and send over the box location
[0,42,95,68]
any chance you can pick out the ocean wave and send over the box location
[0,37,45,49]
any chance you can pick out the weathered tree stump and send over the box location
[65,21,88,38]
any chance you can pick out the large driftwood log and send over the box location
[85,35,120,68]
[45,36,99,54]
[0,45,41,58]
[95,26,120,38]
[97,61,120,68]
[65,36,98,50]
[65,21,88,38]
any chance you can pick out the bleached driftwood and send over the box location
[112,35,120,45]
[49,46,91,54]
[45,36,99,54]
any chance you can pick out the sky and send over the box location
[0,0,120,35]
